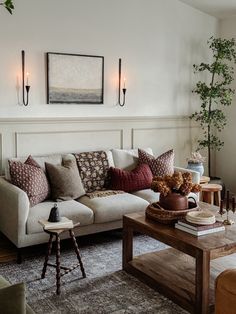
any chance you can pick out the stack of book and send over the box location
[39,217,74,230]
[175,219,225,236]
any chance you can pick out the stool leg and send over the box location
[200,191,203,202]
[215,191,221,206]
[203,191,213,205]
[41,234,53,279]
[56,234,61,295]
[210,192,214,205]
[69,230,86,278]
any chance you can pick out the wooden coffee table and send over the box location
[122,202,236,314]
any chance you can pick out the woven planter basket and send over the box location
[146,201,199,225]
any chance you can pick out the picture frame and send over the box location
[46,52,104,104]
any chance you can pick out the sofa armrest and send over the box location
[174,166,200,184]
[0,177,29,247]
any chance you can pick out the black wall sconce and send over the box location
[21,50,30,106]
[118,58,126,107]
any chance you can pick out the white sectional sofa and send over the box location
[0,148,199,262]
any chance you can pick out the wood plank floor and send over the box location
[0,232,18,263]
[0,230,124,263]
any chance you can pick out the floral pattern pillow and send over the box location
[74,151,109,193]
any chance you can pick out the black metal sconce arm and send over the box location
[21,50,30,106]
[118,58,126,107]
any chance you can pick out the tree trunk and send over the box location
[208,144,211,178]
[208,124,211,178]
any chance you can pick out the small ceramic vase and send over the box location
[187,162,204,176]
[48,203,61,222]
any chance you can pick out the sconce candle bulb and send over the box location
[26,72,29,85]
[118,58,127,107]
[21,50,30,106]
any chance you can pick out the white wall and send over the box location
[0,116,200,174]
[0,0,218,118]
[216,16,236,193]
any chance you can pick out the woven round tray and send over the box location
[145,201,199,225]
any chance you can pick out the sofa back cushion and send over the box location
[9,155,50,207]
[138,148,174,176]
[112,148,153,171]
[74,151,110,193]
[5,154,63,181]
[45,158,85,201]
[109,164,153,192]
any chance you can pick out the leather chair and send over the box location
[215,269,236,314]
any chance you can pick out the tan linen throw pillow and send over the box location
[45,159,85,201]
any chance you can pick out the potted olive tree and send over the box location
[190,37,236,178]
[0,0,14,14]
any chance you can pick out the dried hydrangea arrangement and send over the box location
[151,172,201,197]
[187,152,206,164]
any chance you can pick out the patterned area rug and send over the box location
[0,232,188,313]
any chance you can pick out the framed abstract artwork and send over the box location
[46,52,104,104]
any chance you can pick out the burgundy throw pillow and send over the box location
[109,164,153,192]
[138,148,174,177]
[9,155,50,207]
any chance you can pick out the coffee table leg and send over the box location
[122,217,133,269]
[56,234,61,295]
[41,234,53,279]
[69,230,86,278]
[195,250,210,314]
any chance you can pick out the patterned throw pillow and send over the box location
[109,164,153,192]
[74,151,110,193]
[9,155,50,207]
[138,149,174,177]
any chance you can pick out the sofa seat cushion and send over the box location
[79,193,149,223]
[132,189,160,204]
[27,200,94,234]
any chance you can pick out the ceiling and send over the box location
[179,0,236,19]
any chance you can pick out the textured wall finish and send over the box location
[0,0,218,118]
[216,16,236,194]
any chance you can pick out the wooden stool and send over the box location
[41,222,86,295]
[201,183,222,206]
[200,176,210,185]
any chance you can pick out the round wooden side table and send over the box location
[201,183,222,206]
[41,222,86,295]
[200,176,210,185]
